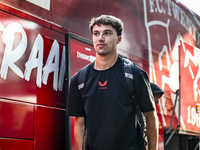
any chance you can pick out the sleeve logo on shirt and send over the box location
[98,81,107,89]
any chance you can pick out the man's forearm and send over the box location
[144,110,159,150]
[74,117,85,150]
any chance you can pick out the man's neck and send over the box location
[94,54,118,70]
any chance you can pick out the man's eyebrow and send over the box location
[104,29,112,32]
[93,29,113,33]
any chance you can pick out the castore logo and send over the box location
[98,81,107,89]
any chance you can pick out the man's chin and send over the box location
[96,50,107,56]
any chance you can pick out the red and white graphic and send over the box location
[144,0,181,129]
[180,42,200,134]
[0,21,66,104]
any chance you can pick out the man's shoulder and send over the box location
[121,57,145,74]
[79,62,93,72]
[122,58,148,81]
[133,64,145,73]
[71,62,93,82]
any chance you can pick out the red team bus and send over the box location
[0,0,200,150]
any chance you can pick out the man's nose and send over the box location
[98,33,104,42]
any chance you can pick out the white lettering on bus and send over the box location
[148,0,200,47]
[43,40,60,91]
[77,51,96,63]
[25,34,43,88]
[0,22,66,92]
[1,23,27,79]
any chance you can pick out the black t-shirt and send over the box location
[67,57,155,150]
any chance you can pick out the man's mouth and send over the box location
[97,43,106,48]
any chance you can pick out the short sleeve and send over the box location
[66,72,86,117]
[134,67,155,112]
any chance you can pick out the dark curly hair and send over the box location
[89,15,124,36]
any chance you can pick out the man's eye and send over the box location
[105,32,111,35]
[93,32,99,36]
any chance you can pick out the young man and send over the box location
[67,15,158,150]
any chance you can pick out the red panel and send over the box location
[0,100,34,139]
[70,37,95,77]
[0,138,33,150]
[180,42,200,135]
[0,2,69,33]
[34,105,66,150]
[0,10,66,108]
[0,1,51,26]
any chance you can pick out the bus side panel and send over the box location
[0,138,33,150]
[0,5,68,150]
[34,105,66,150]
[0,100,34,139]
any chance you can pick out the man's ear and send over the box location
[117,36,122,44]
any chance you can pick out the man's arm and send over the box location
[143,110,158,150]
[74,116,85,150]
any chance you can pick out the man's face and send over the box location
[92,24,122,56]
